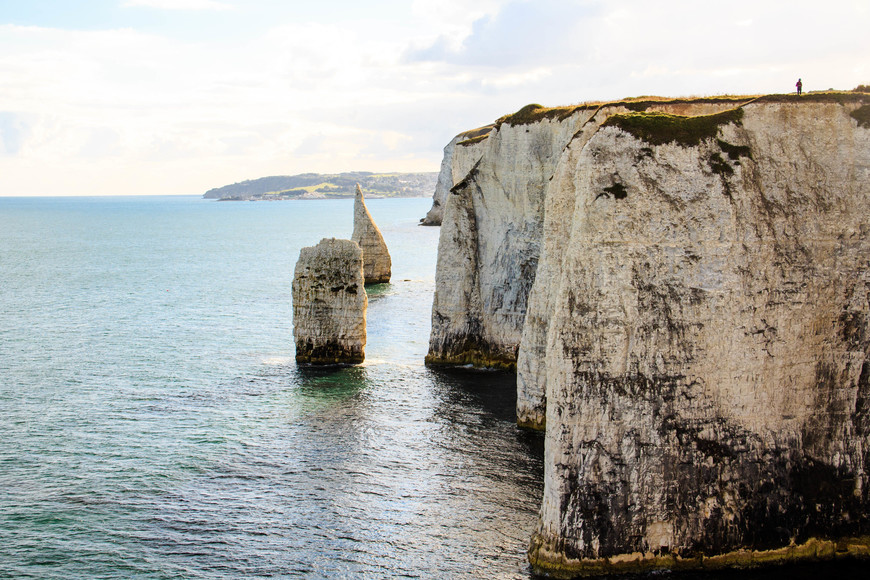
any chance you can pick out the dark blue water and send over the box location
[0,196,544,579]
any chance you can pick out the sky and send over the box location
[0,0,867,196]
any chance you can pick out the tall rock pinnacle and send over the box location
[351,183,391,284]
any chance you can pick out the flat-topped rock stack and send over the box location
[351,184,391,284]
[292,238,367,365]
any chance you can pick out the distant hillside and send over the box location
[203,172,437,200]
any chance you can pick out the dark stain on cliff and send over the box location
[602,107,744,147]
[717,138,753,161]
[551,369,870,560]
[595,183,628,201]
[851,104,870,128]
[839,307,867,347]
[709,152,734,177]
[296,338,364,365]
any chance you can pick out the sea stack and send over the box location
[351,184,391,284]
[292,238,367,365]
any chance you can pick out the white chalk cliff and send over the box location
[351,184,392,284]
[427,99,749,371]
[292,237,367,364]
[420,125,493,226]
[429,93,870,574]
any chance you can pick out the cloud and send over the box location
[407,0,596,67]
[122,0,233,10]
[1,1,868,196]
[0,113,32,155]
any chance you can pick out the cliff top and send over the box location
[602,91,869,147]
[494,96,754,128]
[493,89,870,129]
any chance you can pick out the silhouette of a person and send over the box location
[796,78,803,96]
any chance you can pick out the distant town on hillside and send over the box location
[203,172,437,201]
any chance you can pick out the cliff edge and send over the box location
[420,125,493,226]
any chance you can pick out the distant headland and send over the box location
[203,171,437,201]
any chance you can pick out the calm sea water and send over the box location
[0,196,543,579]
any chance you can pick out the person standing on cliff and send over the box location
[796,78,803,95]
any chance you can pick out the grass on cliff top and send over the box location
[457,124,495,147]
[491,91,868,136]
[494,95,757,128]
[754,91,869,105]
[494,103,592,127]
[459,124,494,140]
[457,134,490,147]
[602,108,745,147]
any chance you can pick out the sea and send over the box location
[1,196,866,580]
[0,196,542,579]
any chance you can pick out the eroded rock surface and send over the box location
[292,237,366,364]
[420,125,493,226]
[524,94,870,575]
[351,184,391,284]
[428,99,750,372]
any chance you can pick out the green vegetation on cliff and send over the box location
[203,171,437,201]
[851,104,870,128]
[456,124,495,147]
[602,108,745,147]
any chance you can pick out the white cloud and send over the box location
[123,0,233,10]
[1,1,868,196]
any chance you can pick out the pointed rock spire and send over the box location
[351,183,392,284]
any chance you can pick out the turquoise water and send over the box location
[0,197,544,579]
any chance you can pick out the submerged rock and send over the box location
[351,184,391,284]
[292,238,366,364]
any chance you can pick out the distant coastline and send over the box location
[203,171,437,201]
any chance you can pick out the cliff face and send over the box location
[428,100,751,372]
[292,238,367,364]
[425,108,595,368]
[420,125,493,226]
[523,94,870,574]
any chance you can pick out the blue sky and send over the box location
[1,0,867,196]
